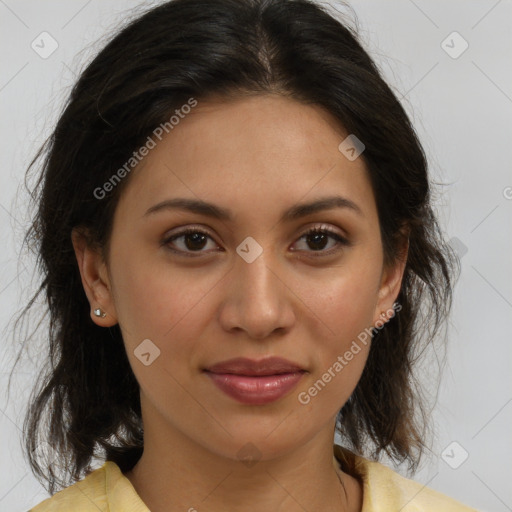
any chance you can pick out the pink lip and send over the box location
[205,372,305,405]
[204,357,306,405]
[205,356,304,376]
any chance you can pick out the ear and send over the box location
[71,227,118,327]
[372,230,409,327]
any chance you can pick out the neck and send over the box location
[124,407,362,511]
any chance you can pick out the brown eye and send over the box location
[163,228,219,255]
[305,231,330,251]
[292,227,349,254]
[182,232,208,251]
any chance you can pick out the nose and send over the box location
[218,248,296,340]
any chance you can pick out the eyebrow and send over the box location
[143,195,363,222]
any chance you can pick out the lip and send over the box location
[205,356,304,376]
[204,357,306,405]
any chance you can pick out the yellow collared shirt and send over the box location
[30,446,478,511]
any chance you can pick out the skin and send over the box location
[72,94,408,512]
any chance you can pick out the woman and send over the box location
[19,0,476,510]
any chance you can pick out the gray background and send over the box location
[1,1,511,511]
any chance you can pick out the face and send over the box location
[74,94,406,462]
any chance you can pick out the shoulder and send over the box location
[29,461,148,511]
[29,461,110,511]
[334,445,478,512]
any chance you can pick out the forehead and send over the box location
[115,94,377,224]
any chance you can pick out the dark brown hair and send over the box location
[10,0,458,494]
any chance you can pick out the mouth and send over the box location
[204,356,305,376]
[203,357,306,405]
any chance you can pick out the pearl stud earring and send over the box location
[93,308,106,318]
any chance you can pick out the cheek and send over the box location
[294,310,372,419]
[307,260,380,343]
[109,249,221,359]
[295,259,380,410]
[110,260,218,413]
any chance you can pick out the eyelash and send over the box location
[162,225,350,258]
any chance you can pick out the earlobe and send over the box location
[373,234,409,327]
[71,228,118,327]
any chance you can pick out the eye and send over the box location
[291,225,350,255]
[162,227,220,256]
[162,224,350,257]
